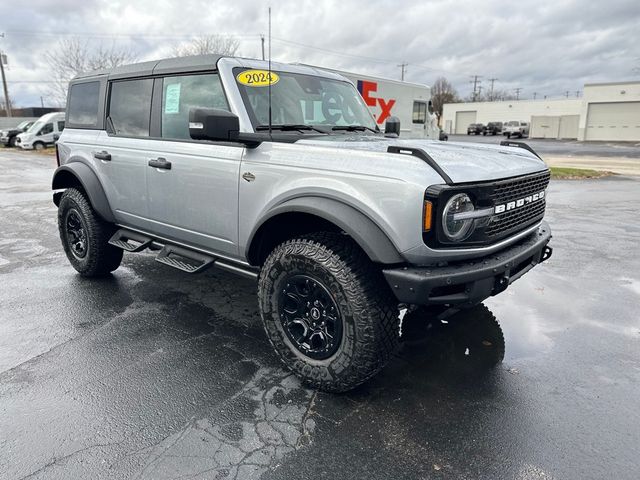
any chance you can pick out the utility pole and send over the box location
[488,78,498,100]
[477,85,483,98]
[397,62,408,81]
[514,87,522,100]
[40,96,44,108]
[533,92,537,100]
[575,90,580,98]
[564,90,570,98]
[0,33,12,118]
[469,75,482,101]
[260,35,265,61]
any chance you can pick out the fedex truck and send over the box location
[305,65,440,139]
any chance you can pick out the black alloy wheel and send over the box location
[278,274,343,360]
[64,209,88,259]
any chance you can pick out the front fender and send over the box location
[52,162,115,223]
[247,196,404,264]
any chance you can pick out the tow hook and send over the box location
[541,246,553,263]
[493,275,510,295]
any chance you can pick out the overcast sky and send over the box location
[1,0,639,108]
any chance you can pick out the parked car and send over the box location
[16,112,65,150]
[467,123,485,135]
[53,54,552,392]
[503,121,529,138]
[483,122,503,136]
[0,120,35,148]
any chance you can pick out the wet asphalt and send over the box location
[0,148,639,480]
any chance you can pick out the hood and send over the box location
[297,136,547,184]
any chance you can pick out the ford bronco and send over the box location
[53,55,552,392]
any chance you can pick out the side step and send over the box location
[109,229,153,252]
[155,244,215,274]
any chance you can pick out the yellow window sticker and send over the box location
[236,70,279,87]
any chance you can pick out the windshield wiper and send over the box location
[256,124,328,134]
[331,125,379,133]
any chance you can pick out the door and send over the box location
[411,101,428,138]
[586,102,640,141]
[145,73,243,256]
[558,115,579,139]
[455,111,477,134]
[36,122,55,144]
[94,78,154,226]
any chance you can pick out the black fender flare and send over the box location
[247,196,404,264]
[52,162,116,223]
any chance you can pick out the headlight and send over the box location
[442,193,475,241]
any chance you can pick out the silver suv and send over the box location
[53,54,552,392]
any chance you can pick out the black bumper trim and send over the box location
[384,221,552,306]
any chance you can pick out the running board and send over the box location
[109,230,153,252]
[155,244,215,274]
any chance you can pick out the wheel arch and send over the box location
[52,162,116,223]
[246,196,404,266]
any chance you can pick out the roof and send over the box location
[73,54,226,81]
[72,54,348,83]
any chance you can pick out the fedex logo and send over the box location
[357,80,396,125]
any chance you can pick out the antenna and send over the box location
[268,7,272,137]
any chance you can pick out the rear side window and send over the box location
[68,81,100,127]
[161,73,228,140]
[57,121,65,132]
[412,101,427,124]
[108,79,153,137]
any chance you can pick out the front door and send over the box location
[145,72,242,256]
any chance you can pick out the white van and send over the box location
[301,65,440,140]
[17,112,65,150]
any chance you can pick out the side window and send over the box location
[39,123,53,135]
[161,73,229,140]
[412,101,427,124]
[67,81,100,127]
[108,79,153,137]
[57,121,65,132]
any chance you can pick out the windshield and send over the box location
[234,68,378,132]
[16,121,30,130]
[506,121,519,126]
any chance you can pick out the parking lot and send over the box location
[1,148,639,479]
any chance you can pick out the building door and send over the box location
[455,111,476,134]
[586,102,640,141]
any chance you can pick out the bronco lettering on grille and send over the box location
[494,190,545,214]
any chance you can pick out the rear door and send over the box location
[145,72,243,256]
[94,78,154,227]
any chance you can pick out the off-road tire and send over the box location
[258,232,400,392]
[8,136,17,148]
[58,188,123,277]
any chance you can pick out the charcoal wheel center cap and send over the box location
[310,307,321,320]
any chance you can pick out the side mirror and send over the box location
[384,116,400,137]
[53,134,60,141]
[189,108,240,142]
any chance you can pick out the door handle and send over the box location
[93,151,111,161]
[148,157,172,170]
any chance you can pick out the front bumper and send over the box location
[384,222,552,307]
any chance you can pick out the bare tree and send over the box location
[172,34,240,57]
[46,38,137,106]
[430,77,459,125]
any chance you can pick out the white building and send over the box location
[442,80,640,141]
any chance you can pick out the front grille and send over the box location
[424,169,551,249]
[492,170,551,204]
[484,170,550,239]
